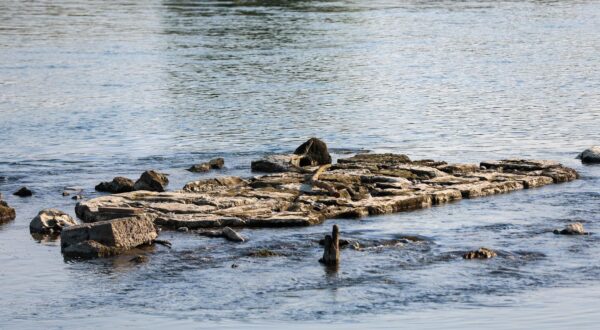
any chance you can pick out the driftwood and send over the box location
[319,224,340,266]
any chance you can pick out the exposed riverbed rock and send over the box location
[134,170,169,192]
[0,200,16,224]
[75,144,579,230]
[30,208,77,234]
[13,186,33,197]
[463,247,497,259]
[251,138,331,173]
[554,222,587,235]
[60,215,158,259]
[95,176,135,193]
[577,147,600,164]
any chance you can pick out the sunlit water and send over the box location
[1,0,599,328]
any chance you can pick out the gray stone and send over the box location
[222,226,245,242]
[60,215,158,259]
[577,146,600,164]
[30,208,77,234]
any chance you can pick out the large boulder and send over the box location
[0,200,16,224]
[95,176,135,193]
[293,137,332,167]
[133,170,169,192]
[60,215,158,259]
[30,208,77,234]
[577,147,600,164]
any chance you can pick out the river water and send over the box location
[1,0,599,328]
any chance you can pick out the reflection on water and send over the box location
[0,0,599,328]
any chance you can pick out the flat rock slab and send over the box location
[76,155,579,229]
[61,215,158,259]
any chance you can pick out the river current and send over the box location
[1,0,599,328]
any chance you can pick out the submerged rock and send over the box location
[30,209,77,234]
[577,146,600,164]
[130,255,149,264]
[95,176,135,193]
[134,170,169,192]
[13,186,33,197]
[60,215,158,259]
[0,200,16,224]
[247,249,281,257]
[554,222,587,235]
[463,247,497,259]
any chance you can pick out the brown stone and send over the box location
[0,200,16,224]
[95,177,135,193]
[133,170,169,192]
[463,247,497,259]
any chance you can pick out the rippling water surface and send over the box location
[1,0,599,328]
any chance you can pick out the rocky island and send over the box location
[69,138,578,259]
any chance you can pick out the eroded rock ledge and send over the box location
[76,153,578,230]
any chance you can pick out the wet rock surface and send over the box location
[0,200,16,224]
[77,145,579,231]
[29,208,77,234]
[13,186,33,197]
[577,146,600,164]
[463,247,497,259]
[60,215,158,259]
[95,176,135,193]
[554,222,587,235]
[133,170,169,192]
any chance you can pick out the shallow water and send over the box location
[1,0,599,328]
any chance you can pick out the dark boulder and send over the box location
[133,170,169,192]
[208,157,225,169]
[13,186,33,197]
[95,176,135,193]
[577,147,600,164]
[294,137,332,167]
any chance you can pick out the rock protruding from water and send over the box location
[0,200,16,224]
[60,215,158,259]
[319,224,340,266]
[134,170,169,192]
[577,147,600,164]
[463,247,497,259]
[251,138,331,173]
[30,209,77,234]
[554,222,587,235]
[13,186,33,197]
[294,137,332,167]
[95,177,135,193]
[76,142,580,230]
[222,226,245,242]
[188,158,225,173]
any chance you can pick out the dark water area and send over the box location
[1,0,599,328]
